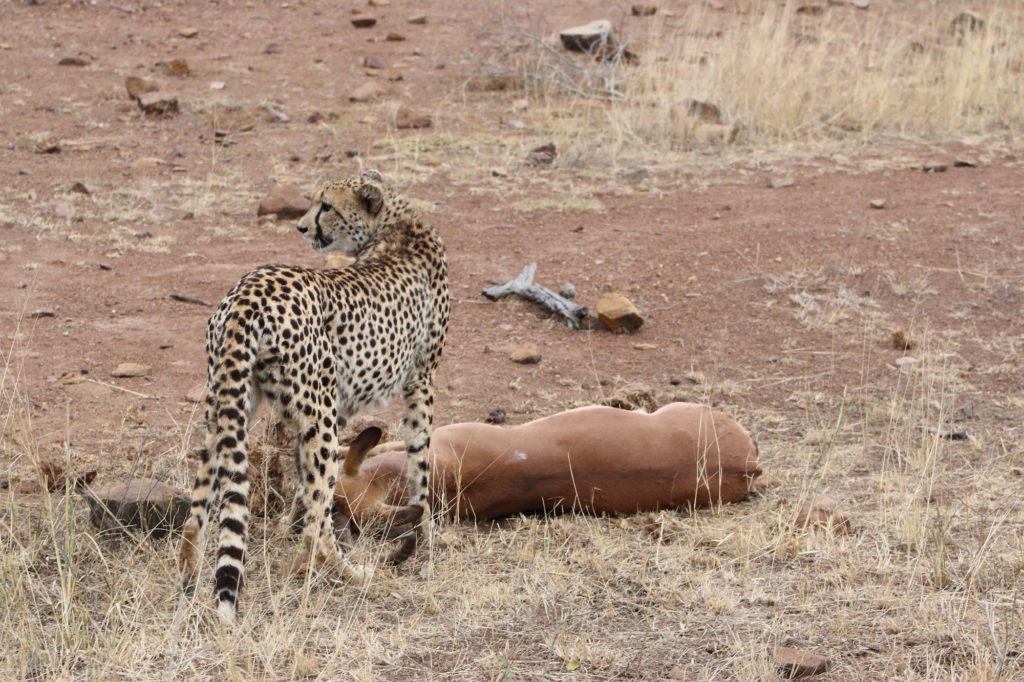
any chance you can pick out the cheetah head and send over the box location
[296,169,392,256]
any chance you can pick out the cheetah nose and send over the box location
[296,223,308,234]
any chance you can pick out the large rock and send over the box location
[81,479,190,538]
[774,647,830,678]
[257,184,309,220]
[560,19,613,52]
[596,288,644,332]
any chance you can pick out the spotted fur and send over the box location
[178,170,449,623]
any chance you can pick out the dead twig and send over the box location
[482,263,588,329]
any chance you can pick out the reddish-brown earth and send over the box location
[1,1,1022,678]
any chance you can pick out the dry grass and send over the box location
[480,0,1024,168]
[2,319,1023,679]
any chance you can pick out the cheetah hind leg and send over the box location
[179,443,218,593]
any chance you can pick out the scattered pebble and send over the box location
[769,176,796,189]
[894,356,919,368]
[386,32,406,42]
[363,56,386,70]
[178,27,199,38]
[29,309,56,319]
[485,407,507,424]
[351,15,377,28]
[349,81,384,102]
[124,76,159,100]
[559,282,577,299]
[596,288,644,332]
[111,362,151,378]
[408,14,427,25]
[526,142,557,166]
[510,344,542,365]
[631,3,657,16]
[921,161,948,173]
[58,56,89,66]
[953,158,977,168]
[869,198,886,209]
[137,92,179,116]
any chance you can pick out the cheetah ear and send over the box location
[361,169,384,182]
[344,426,383,476]
[358,182,384,216]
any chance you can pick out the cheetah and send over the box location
[178,170,449,623]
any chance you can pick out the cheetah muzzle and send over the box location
[178,169,450,624]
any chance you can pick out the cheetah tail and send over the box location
[210,316,259,624]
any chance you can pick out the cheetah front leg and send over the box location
[401,375,435,535]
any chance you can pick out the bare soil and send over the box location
[1,1,1022,680]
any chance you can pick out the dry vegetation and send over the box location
[2,0,1023,679]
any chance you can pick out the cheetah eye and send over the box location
[320,202,333,212]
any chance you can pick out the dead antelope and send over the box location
[336,402,762,563]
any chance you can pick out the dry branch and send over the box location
[482,263,588,329]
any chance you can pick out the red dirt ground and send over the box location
[1,1,1022,677]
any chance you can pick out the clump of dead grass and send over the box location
[483,0,1024,165]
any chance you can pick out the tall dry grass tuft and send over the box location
[487,1,1024,162]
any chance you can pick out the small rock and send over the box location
[111,362,151,378]
[257,184,310,220]
[29,309,56,319]
[686,98,721,123]
[307,111,325,124]
[363,56,386,70]
[58,56,90,66]
[795,495,851,534]
[349,81,384,102]
[81,479,190,538]
[796,4,825,15]
[894,356,918,368]
[869,198,886,209]
[774,647,830,678]
[526,142,557,166]
[345,149,362,158]
[351,15,377,28]
[559,282,577,299]
[386,32,406,42]
[694,123,738,145]
[34,139,61,154]
[184,384,206,403]
[633,342,658,350]
[769,176,796,189]
[953,158,977,168]
[408,14,427,25]
[264,43,282,55]
[137,92,179,116]
[851,0,868,8]
[209,81,226,90]
[385,69,404,82]
[510,344,542,365]
[485,407,507,424]
[631,3,657,16]
[178,27,199,38]
[124,76,159,100]
[264,105,290,123]
[161,58,191,77]
[921,161,948,173]
[506,119,526,130]
[368,0,389,6]
[466,73,524,92]
[69,181,98,195]
[395,107,432,129]
[891,330,915,350]
[596,288,644,332]
[560,19,613,52]
[18,168,32,175]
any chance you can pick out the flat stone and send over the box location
[137,92,179,116]
[869,198,886,209]
[178,27,199,38]
[386,32,406,42]
[111,362,151,378]
[395,107,432,129]
[69,181,98,195]
[769,176,796,189]
[560,19,613,52]
[953,158,978,168]
[81,479,190,538]
[408,14,427,25]
[351,15,377,28]
[257,184,309,220]
[125,76,159,100]
[363,56,386,70]
[774,647,830,678]
[921,161,948,173]
[895,356,919,368]
[596,289,644,332]
[795,495,851,534]
[851,0,869,8]
[349,81,385,102]
[58,56,89,66]
[510,344,542,364]
[29,309,56,319]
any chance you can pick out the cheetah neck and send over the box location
[355,213,439,263]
